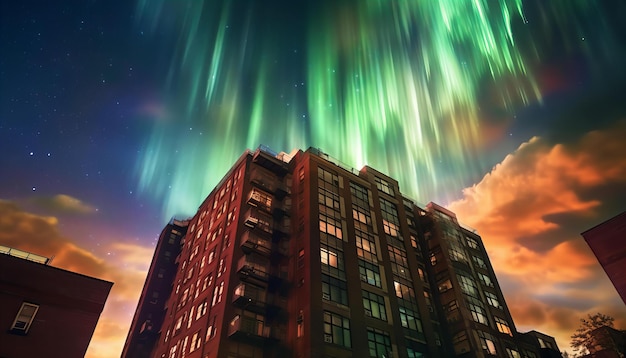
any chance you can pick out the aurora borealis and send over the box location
[135,0,597,217]
[1,0,626,357]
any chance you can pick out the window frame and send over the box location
[10,302,39,334]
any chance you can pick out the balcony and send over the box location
[237,255,270,287]
[240,231,272,256]
[232,283,267,314]
[228,315,271,345]
[243,209,273,236]
[252,149,288,176]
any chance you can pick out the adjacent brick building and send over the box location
[0,246,112,358]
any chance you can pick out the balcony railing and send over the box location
[252,148,289,176]
[240,231,272,256]
[243,210,273,236]
[228,315,270,344]
[237,255,270,286]
[232,283,267,314]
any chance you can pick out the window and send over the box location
[388,245,409,279]
[208,248,216,264]
[206,316,217,341]
[445,300,461,323]
[478,273,494,287]
[417,266,427,283]
[478,331,498,355]
[495,316,513,336]
[367,327,392,358]
[359,260,382,287]
[485,291,502,309]
[321,274,348,306]
[196,300,208,320]
[356,230,378,262]
[448,244,468,263]
[438,279,452,293]
[190,330,202,352]
[380,198,400,237]
[217,258,226,277]
[467,299,488,325]
[374,176,394,195]
[10,302,39,334]
[297,311,304,338]
[174,314,184,335]
[466,236,479,249]
[394,281,416,304]
[319,213,343,239]
[323,311,351,348]
[457,274,478,297]
[211,281,224,306]
[399,306,423,334]
[407,346,426,358]
[202,273,213,291]
[362,290,387,321]
[320,244,345,279]
[473,255,487,269]
[506,348,522,358]
[180,288,190,308]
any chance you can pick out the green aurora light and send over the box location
[134,0,604,218]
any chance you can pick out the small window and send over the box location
[11,302,39,334]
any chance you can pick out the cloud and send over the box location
[448,119,626,352]
[0,199,152,358]
[30,194,98,214]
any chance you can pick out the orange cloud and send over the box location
[0,199,152,358]
[448,120,626,353]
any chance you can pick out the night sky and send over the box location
[1,1,625,357]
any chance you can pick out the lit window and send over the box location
[379,198,401,238]
[10,302,39,334]
[196,300,208,320]
[211,281,224,306]
[495,316,513,336]
[438,279,452,293]
[297,311,304,338]
[206,316,217,341]
[190,330,201,352]
[478,331,498,355]
[394,281,416,304]
[356,230,378,262]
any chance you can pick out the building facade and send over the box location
[0,246,112,358]
[123,146,560,358]
[581,211,626,305]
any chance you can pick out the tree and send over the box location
[570,312,615,356]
